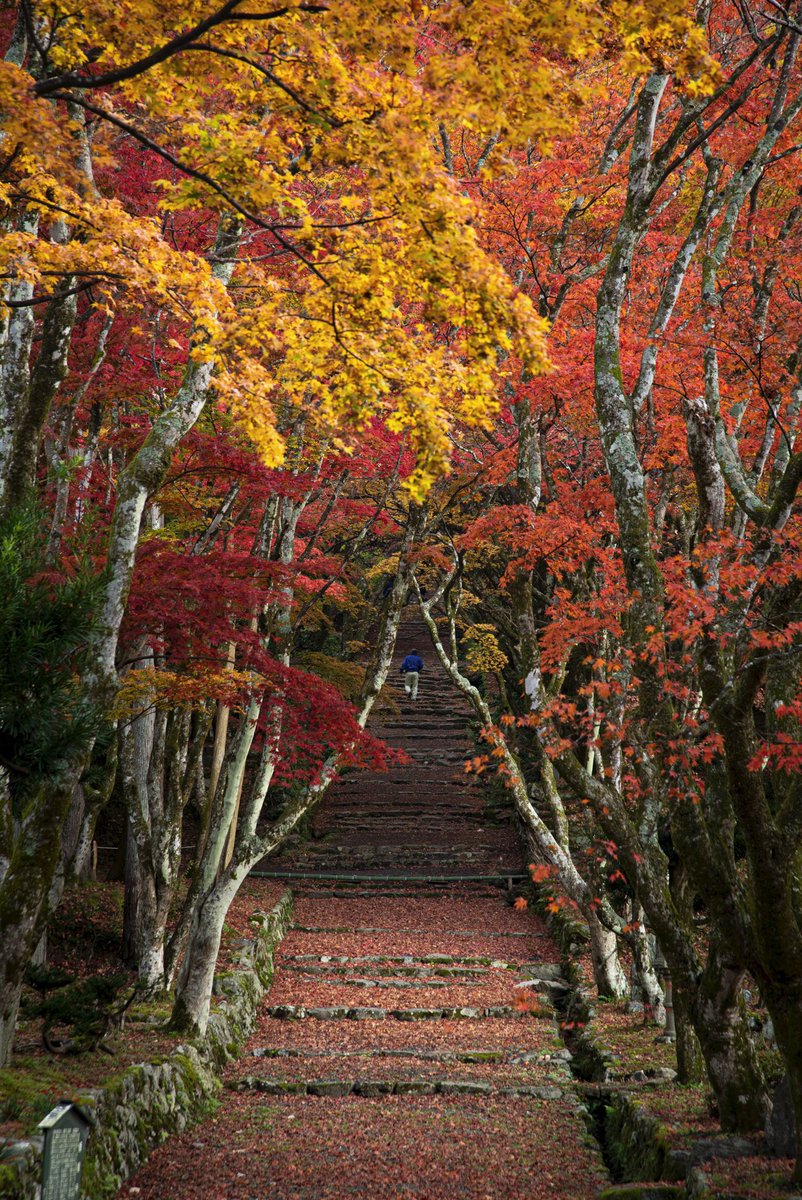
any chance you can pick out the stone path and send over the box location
[123,619,609,1199]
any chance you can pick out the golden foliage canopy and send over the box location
[1,0,718,492]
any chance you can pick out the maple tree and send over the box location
[404,3,802,1183]
[0,0,721,1066]
[7,0,802,1185]
[0,0,543,1064]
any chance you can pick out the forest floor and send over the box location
[121,618,609,1199]
[3,618,796,1197]
[118,618,797,1199]
[0,876,287,1145]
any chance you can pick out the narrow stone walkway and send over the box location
[124,619,609,1199]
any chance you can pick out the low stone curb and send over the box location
[282,952,557,969]
[226,1076,573,1100]
[600,1093,759,1187]
[529,883,753,1200]
[0,890,293,1200]
[601,1092,679,1182]
[518,857,686,1195]
[263,1002,550,1020]
[250,1046,573,1065]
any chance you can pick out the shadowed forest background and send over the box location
[4,0,802,1193]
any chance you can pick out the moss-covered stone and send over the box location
[602,1095,672,1182]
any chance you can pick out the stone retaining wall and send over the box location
[520,856,697,1195]
[0,890,294,1200]
[544,912,723,1199]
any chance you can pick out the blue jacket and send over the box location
[400,654,423,673]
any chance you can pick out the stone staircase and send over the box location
[253,616,526,895]
[126,616,610,1199]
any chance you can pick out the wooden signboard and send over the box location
[38,1102,92,1200]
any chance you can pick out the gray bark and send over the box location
[169,506,423,1032]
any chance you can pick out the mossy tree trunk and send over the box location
[762,987,802,1183]
[169,506,419,1032]
[587,911,628,1000]
[0,777,78,1066]
[119,700,209,988]
[672,986,705,1085]
[0,218,242,1064]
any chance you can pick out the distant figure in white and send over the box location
[400,650,424,700]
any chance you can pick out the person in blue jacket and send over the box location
[400,649,424,699]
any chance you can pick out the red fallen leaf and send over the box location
[530,863,556,883]
[513,989,541,1012]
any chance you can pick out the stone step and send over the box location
[285,850,504,859]
[248,1046,570,1064]
[287,867,509,879]
[323,793,483,803]
[290,890,505,899]
[314,816,487,825]
[263,1003,551,1020]
[251,872,527,883]
[318,810,486,818]
[289,846,501,857]
[227,1076,568,1099]
[281,962,503,977]
[323,799,487,806]
[286,873,506,883]
[371,731,468,739]
[322,799,480,808]
[285,857,512,868]
[330,778,476,787]
[372,729,468,738]
[327,789,481,797]
[291,925,542,938]
[277,974,491,989]
[281,953,529,968]
[285,877,513,886]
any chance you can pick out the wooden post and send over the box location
[657,975,677,1043]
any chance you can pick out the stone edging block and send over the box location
[227,1076,570,1100]
[263,1003,549,1021]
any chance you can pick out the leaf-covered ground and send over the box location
[0,879,286,1141]
[126,1093,607,1200]
[10,623,796,1200]
[237,1014,559,1057]
[122,625,607,1199]
[0,882,180,1140]
[572,951,794,1197]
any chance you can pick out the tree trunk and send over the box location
[627,915,665,1024]
[122,818,143,967]
[170,871,245,1037]
[691,949,768,1131]
[0,988,21,1068]
[119,702,188,989]
[674,985,705,1084]
[0,779,75,1066]
[588,911,628,999]
[761,985,802,1183]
